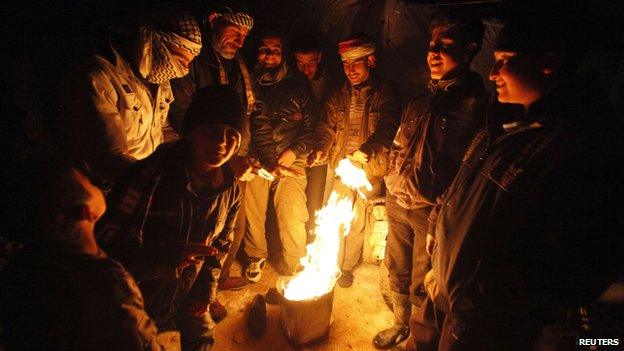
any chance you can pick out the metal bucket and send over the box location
[273,284,335,347]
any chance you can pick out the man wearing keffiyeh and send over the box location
[60,4,201,189]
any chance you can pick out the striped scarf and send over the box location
[216,53,255,114]
[140,6,202,84]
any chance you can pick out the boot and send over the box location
[373,293,411,349]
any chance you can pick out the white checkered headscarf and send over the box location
[211,3,254,30]
[140,5,202,84]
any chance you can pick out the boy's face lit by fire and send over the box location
[190,124,241,169]
[489,51,552,109]
[427,26,472,80]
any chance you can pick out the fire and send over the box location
[335,158,372,199]
[282,158,370,301]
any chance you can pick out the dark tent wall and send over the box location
[2,0,623,142]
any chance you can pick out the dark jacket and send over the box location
[170,45,254,155]
[97,140,241,324]
[252,66,315,170]
[385,71,488,209]
[429,80,621,321]
[315,75,402,171]
[0,247,161,350]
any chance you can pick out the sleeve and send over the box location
[93,262,163,350]
[361,82,402,154]
[60,68,136,184]
[187,184,242,304]
[314,95,339,154]
[168,64,198,134]
[250,96,279,170]
[96,163,175,282]
[287,82,316,158]
[162,117,180,142]
[212,184,242,255]
[427,195,443,237]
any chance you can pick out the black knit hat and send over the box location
[182,85,242,134]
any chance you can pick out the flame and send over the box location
[282,158,371,301]
[335,158,372,199]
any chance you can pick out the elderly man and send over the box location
[243,31,315,282]
[60,4,201,188]
[309,33,401,287]
[170,1,254,156]
[98,85,245,351]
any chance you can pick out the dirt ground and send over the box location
[213,261,399,351]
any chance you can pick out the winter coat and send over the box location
[97,140,241,325]
[428,80,621,321]
[0,246,162,350]
[60,43,175,186]
[385,71,488,209]
[251,66,315,170]
[170,46,254,155]
[315,75,401,173]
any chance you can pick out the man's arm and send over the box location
[61,69,137,184]
[286,82,316,159]
[250,98,279,170]
[94,262,163,350]
[186,184,242,306]
[361,82,402,155]
[169,65,198,134]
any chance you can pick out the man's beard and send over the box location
[214,41,237,60]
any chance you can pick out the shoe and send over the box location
[209,300,228,323]
[265,288,280,305]
[247,294,267,338]
[245,258,266,283]
[218,276,249,291]
[337,270,354,287]
[373,325,409,349]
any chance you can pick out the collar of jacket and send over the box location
[254,62,291,86]
[428,70,483,95]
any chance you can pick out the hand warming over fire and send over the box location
[277,148,297,167]
[348,149,369,164]
[307,149,328,166]
[230,155,255,181]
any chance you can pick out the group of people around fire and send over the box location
[0,1,620,351]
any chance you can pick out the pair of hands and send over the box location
[153,244,219,279]
[307,149,370,166]
[229,149,302,181]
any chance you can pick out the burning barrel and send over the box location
[272,277,336,347]
[268,159,370,346]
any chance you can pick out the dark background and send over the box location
[1,0,623,147]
